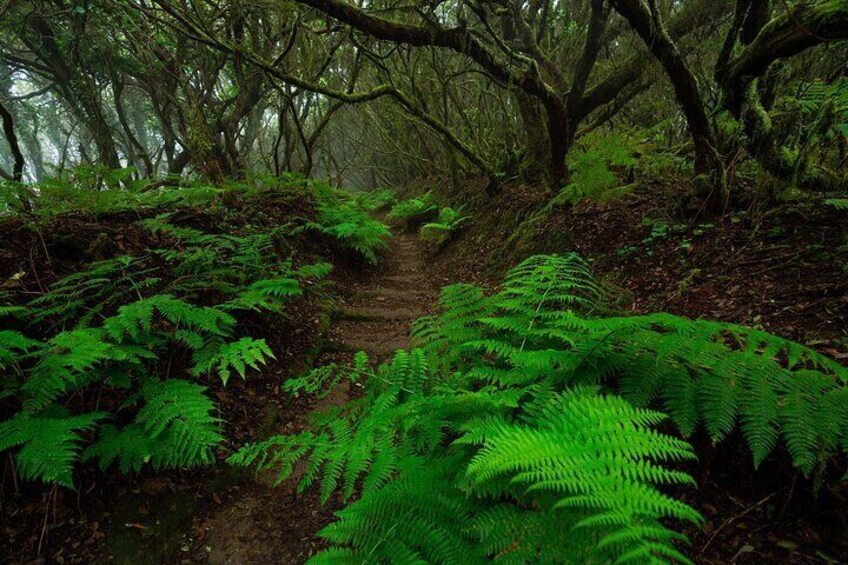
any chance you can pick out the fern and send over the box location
[552,131,640,206]
[294,184,391,264]
[388,192,439,225]
[232,349,699,563]
[231,252,848,563]
[84,379,222,473]
[465,388,700,564]
[22,328,129,412]
[191,337,275,385]
[103,294,236,342]
[354,188,397,212]
[0,409,105,487]
[420,206,470,247]
[28,255,158,325]
[0,330,41,369]
[415,254,848,475]
[0,174,345,486]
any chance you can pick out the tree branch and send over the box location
[292,0,560,108]
[723,0,848,90]
[146,0,497,183]
[580,0,732,119]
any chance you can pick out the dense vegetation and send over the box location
[1,0,848,563]
[234,254,847,563]
[0,175,389,485]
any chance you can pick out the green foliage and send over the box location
[0,167,223,219]
[416,254,848,475]
[0,176,341,486]
[553,132,640,206]
[233,348,700,563]
[825,198,848,210]
[388,192,439,225]
[0,409,105,488]
[1,286,280,484]
[295,183,391,264]
[2,171,389,266]
[233,253,848,563]
[191,337,275,385]
[756,76,848,196]
[420,206,470,247]
[83,379,223,474]
[797,77,848,140]
[354,188,397,212]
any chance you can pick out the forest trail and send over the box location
[329,231,438,359]
[198,231,441,564]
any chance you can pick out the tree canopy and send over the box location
[0,0,844,198]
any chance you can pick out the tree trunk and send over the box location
[547,105,573,186]
[613,0,722,182]
[79,95,122,170]
[518,93,550,173]
[0,100,25,182]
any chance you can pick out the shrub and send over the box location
[0,176,341,486]
[294,182,392,264]
[387,192,439,228]
[354,188,397,212]
[420,206,470,247]
[552,131,640,206]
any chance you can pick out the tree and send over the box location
[281,0,731,183]
[617,0,848,197]
[0,98,25,182]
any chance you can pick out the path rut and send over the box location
[328,232,438,359]
[198,231,442,564]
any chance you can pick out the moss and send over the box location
[490,209,574,273]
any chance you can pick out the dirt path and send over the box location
[195,231,441,564]
[328,232,438,359]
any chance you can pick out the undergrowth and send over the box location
[0,172,390,487]
[387,191,439,227]
[233,254,848,563]
[390,192,471,247]
[420,206,470,247]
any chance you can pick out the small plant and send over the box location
[551,131,640,206]
[294,183,391,264]
[617,244,637,258]
[387,192,439,228]
[420,206,470,247]
[354,188,397,212]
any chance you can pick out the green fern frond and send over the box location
[22,329,117,412]
[294,187,391,264]
[103,294,236,342]
[85,379,222,472]
[0,409,106,487]
[191,337,275,385]
[0,330,41,368]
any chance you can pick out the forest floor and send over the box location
[3,229,447,565]
[4,189,848,564]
